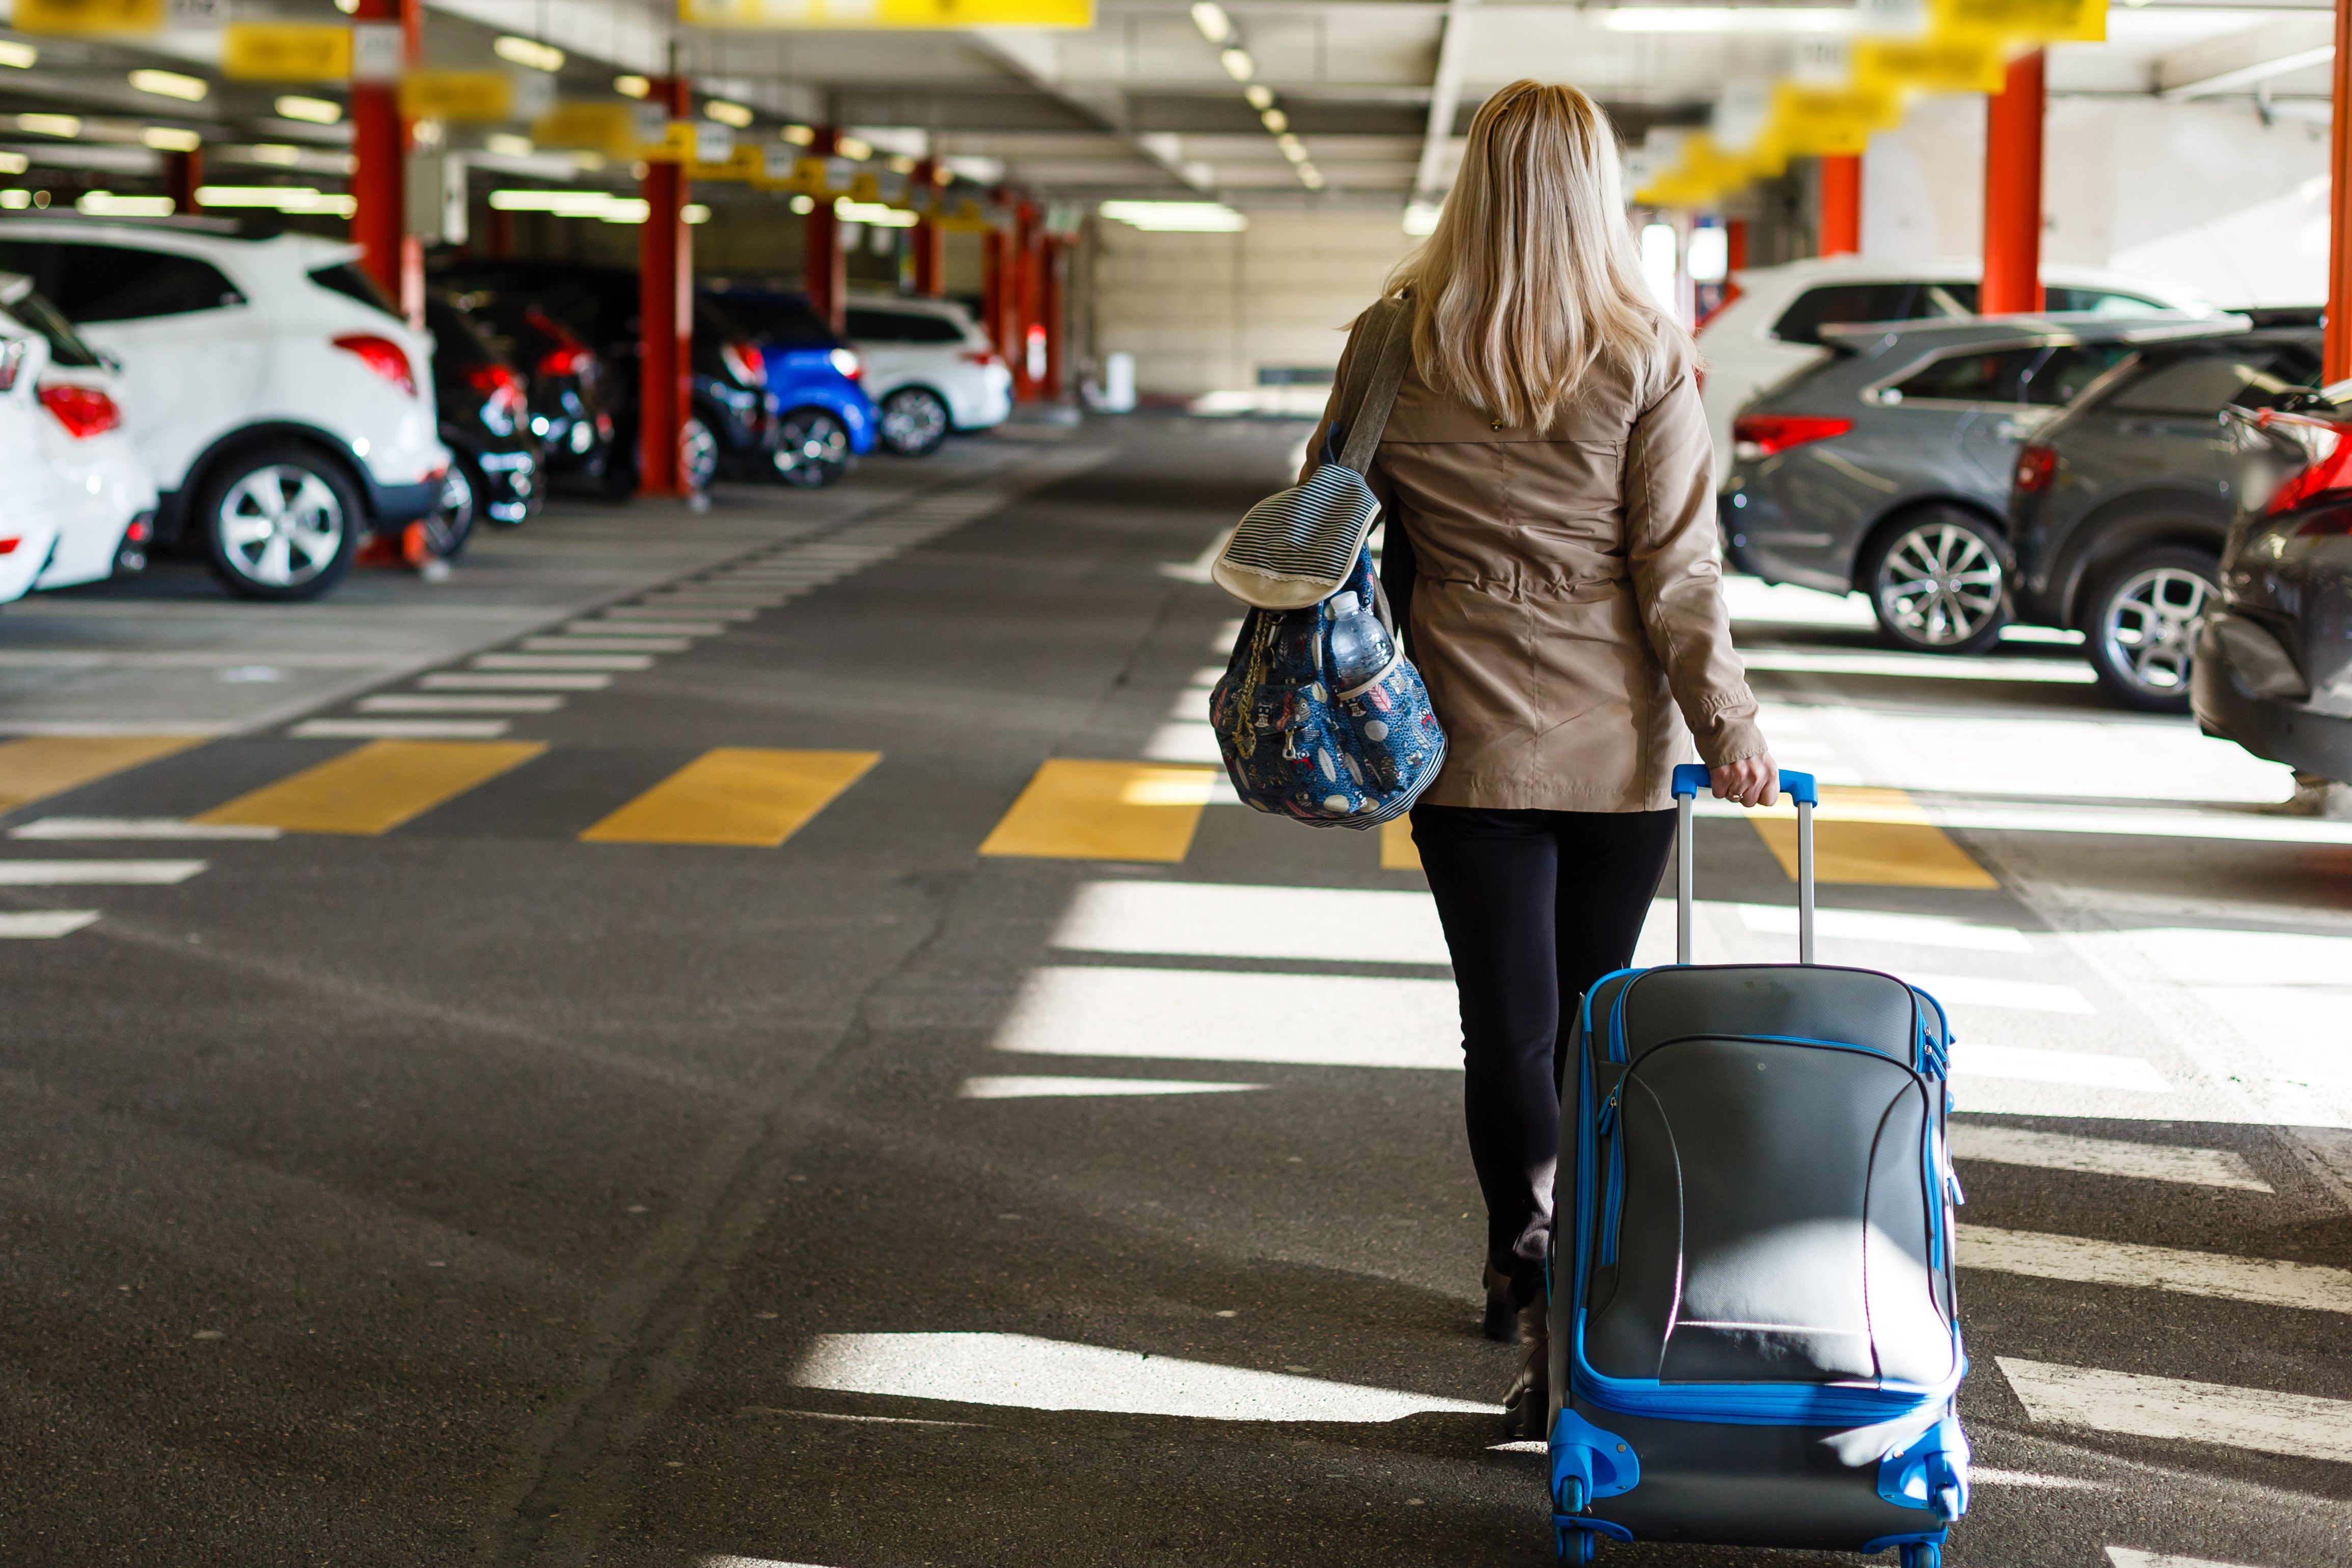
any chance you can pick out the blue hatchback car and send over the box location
[702,288,877,488]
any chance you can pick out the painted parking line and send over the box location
[1948,1124,2272,1192]
[0,910,101,937]
[471,654,653,672]
[2108,1550,2267,1568]
[358,695,565,714]
[289,719,515,740]
[421,673,613,691]
[1741,786,1998,890]
[1958,1225,2352,1313]
[600,606,755,622]
[0,860,205,885]
[194,739,546,836]
[1950,1042,2171,1093]
[518,637,694,654]
[581,748,880,847]
[0,734,208,815]
[996,966,1460,1070]
[565,620,726,637]
[958,1076,1264,1099]
[980,760,1219,863]
[11,817,279,841]
[1997,1357,2352,1465]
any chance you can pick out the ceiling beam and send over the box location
[2155,15,2336,100]
[1410,0,1471,202]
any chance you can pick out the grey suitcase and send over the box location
[1545,764,1970,1568]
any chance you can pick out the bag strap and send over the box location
[1334,299,1414,475]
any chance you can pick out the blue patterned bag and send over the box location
[1209,544,1446,827]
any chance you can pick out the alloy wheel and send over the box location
[880,389,949,456]
[423,464,477,559]
[2098,565,2211,698]
[1873,520,2005,650]
[679,416,720,493]
[775,410,850,487]
[216,464,346,589]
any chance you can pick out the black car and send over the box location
[439,284,617,490]
[420,292,542,559]
[2007,323,2323,709]
[2192,387,2352,783]
[428,260,773,492]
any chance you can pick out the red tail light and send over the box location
[333,334,416,397]
[467,363,527,424]
[0,537,19,555]
[720,340,766,389]
[1732,413,1853,459]
[961,349,1005,369]
[2013,443,2058,493]
[2258,409,2352,520]
[537,344,589,376]
[38,383,122,438]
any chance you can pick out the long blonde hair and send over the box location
[1385,80,1682,427]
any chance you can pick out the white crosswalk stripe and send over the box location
[0,911,101,938]
[1958,1225,2352,1313]
[0,860,206,885]
[2108,1550,2269,1568]
[12,818,278,840]
[1947,1124,2272,1192]
[1998,1357,2352,1465]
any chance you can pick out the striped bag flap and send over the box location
[1210,300,1413,611]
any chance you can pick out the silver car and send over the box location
[1719,314,2232,653]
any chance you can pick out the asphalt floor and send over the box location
[2,415,2348,1568]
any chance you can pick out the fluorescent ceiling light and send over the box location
[1261,108,1288,133]
[493,35,565,73]
[1099,200,1248,232]
[78,190,176,216]
[887,153,917,174]
[0,152,26,174]
[195,184,357,216]
[141,126,202,152]
[0,40,37,68]
[834,197,918,227]
[486,188,650,223]
[781,123,815,146]
[484,132,533,156]
[1244,84,1273,111]
[250,143,303,165]
[615,74,650,98]
[1602,6,1852,31]
[1277,134,1306,162]
[1299,165,1325,190]
[1191,1,1234,44]
[837,134,873,160]
[0,188,32,205]
[788,192,814,214]
[275,95,342,125]
[1220,46,1255,81]
[683,203,710,225]
[130,68,208,102]
[16,114,79,137]
[704,98,754,129]
[1403,200,1441,236]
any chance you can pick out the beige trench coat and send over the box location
[1303,304,1768,814]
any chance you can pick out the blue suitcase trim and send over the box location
[1878,1412,1972,1519]
[1548,1406,1641,1512]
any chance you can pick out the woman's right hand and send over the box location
[1712,755,1779,809]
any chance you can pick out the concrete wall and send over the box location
[1087,210,1417,399]
[1861,94,2331,307]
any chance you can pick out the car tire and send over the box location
[1861,507,2010,655]
[199,444,362,602]
[680,415,720,494]
[2082,544,2218,712]
[423,456,482,561]
[773,407,851,488]
[878,387,950,457]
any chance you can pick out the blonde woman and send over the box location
[1302,80,1778,1434]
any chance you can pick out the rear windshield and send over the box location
[846,307,967,344]
[309,261,402,321]
[424,294,500,371]
[1893,343,2134,406]
[713,292,838,347]
[2103,343,2323,416]
[1,283,102,367]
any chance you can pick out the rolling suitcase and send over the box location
[1545,764,1970,1568]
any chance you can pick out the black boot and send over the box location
[1481,1264,1521,1343]
[1501,1292,1549,1439]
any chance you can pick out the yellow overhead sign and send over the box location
[1853,36,2009,96]
[1935,0,2105,44]
[400,71,515,123]
[223,23,355,82]
[13,0,163,35]
[680,0,1093,27]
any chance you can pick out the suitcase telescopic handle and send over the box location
[1671,763,1819,966]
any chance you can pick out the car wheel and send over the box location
[774,408,851,488]
[680,415,720,493]
[423,458,481,561]
[878,387,950,457]
[200,445,361,602]
[2083,545,2218,712]
[1862,508,2010,654]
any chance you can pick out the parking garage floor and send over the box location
[3,417,2349,1568]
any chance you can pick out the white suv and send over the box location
[2,273,159,592]
[0,216,448,600]
[1695,256,2213,486]
[843,295,1012,456]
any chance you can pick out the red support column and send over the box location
[347,0,415,305]
[910,158,945,298]
[981,222,1015,369]
[163,148,201,215]
[1012,201,1043,402]
[1982,49,2046,316]
[804,127,846,333]
[638,76,694,498]
[1039,237,1065,400]
[2327,0,2352,380]
[1725,217,1748,305]
[1818,154,1861,256]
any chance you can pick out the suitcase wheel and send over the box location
[1898,1545,1940,1568]
[1555,1476,1585,1514]
[1552,1526,1598,1565]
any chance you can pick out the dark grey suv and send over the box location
[1720,315,2228,654]
[2008,323,2321,709]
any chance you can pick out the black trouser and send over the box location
[1410,804,1679,1309]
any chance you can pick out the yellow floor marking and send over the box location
[581,748,880,846]
[1745,786,1998,890]
[979,759,1218,863]
[194,740,546,836]
[0,735,208,815]
[1380,817,1423,870]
